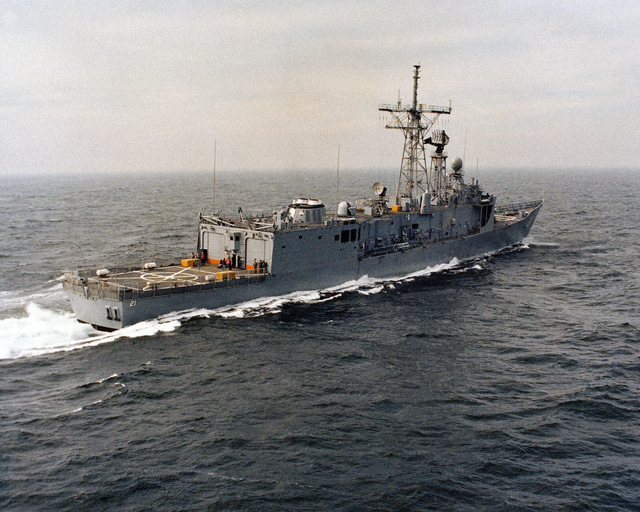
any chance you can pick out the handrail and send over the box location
[63,267,269,302]
[495,200,543,214]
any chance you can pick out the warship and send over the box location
[63,65,542,331]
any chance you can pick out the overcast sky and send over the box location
[1,0,638,175]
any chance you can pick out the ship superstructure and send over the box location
[63,66,542,330]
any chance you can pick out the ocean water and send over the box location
[1,168,639,511]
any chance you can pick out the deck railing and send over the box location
[63,270,268,302]
[495,200,543,214]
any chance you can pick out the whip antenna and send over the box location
[463,130,467,163]
[336,144,340,217]
[212,140,217,214]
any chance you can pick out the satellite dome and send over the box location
[451,157,463,172]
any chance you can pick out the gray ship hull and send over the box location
[63,66,543,331]
[358,204,539,280]
[65,203,540,330]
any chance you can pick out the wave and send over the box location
[0,282,66,310]
[524,237,559,248]
[206,262,452,318]
[163,257,471,321]
[0,256,487,360]
[0,303,181,360]
[0,303,98,359]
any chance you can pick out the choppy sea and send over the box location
[1,167,639,511]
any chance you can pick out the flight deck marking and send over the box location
[139,266,218,285]
[141,266,197,284]
[114,265,222,289]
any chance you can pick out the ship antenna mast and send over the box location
[336,144,340,217]
[212,139,217,215]
[379,65,451,206]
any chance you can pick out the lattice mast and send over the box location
[379,65,451,205]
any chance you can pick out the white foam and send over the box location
[97,373,119,383]
[0,302,183,360]
[526,240,558,247]
[0,257,474,359]
[358,285,385,295]
[0,283,66,310]
[210,288,332,318]
[0,303,97,359]
[180,258,464,320]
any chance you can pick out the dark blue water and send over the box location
[1,168,639,511]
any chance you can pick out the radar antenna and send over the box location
[379,65,451,207]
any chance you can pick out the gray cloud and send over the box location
[1,0,638,175]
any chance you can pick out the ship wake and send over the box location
[178,256,478,320]
[1,252,509,360]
